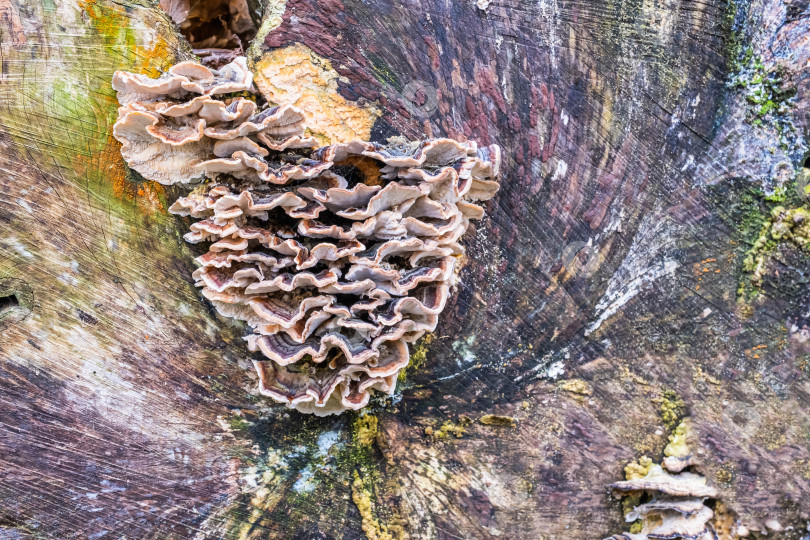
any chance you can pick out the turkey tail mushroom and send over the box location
[111,57,501,415]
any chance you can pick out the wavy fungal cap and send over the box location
[112,57,501,415]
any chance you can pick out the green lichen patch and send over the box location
[354,414,379,447]
[228,412,251,432]
[744,205,810,288]
[705,178,809,299]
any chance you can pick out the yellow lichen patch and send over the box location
[355,414,379,447]
[656,390,686,431]
[628,517,644,534]
[76,0,177,211]
[254,44,380,144]
[693,365,721,386]
[558,378,592,396]
[664,418,692,459]
[756,419,788,451]
[624,455,653,480]
[744,205,810,287]
[339,155,384,186]
[619,365,650,386]
[714,466,733,487]
[352,470,397,540]
[398,333,434,383]
[89,134,165,214]
[426,416,472,439]
[711,501,739,540]
[479,414,517,427]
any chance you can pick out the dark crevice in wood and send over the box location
[158,0,258,66]
[0,293,19,317]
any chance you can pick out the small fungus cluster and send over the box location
[606,421,718,540]
[607,465,718,540]
[112,57,500,415]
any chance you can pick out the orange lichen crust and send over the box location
[111,57,501,415]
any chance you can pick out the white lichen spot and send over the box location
[315,429,341,458]
[452,334,478,364]
[551,159,568,182]
[6,237,33,259]
[292,466,316,493]
[16,198,32,213]
[546,360,565,379]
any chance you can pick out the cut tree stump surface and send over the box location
[1,0,809,538]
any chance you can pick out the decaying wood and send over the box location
[1,0,809,538]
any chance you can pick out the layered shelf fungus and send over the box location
[607,466,718,540]
[111,57,501,416]
[606,421,720,540]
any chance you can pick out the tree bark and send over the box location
[1,0,809,538]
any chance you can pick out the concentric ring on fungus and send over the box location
[112,56,501,415]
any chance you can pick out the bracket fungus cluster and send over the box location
[606,422,719,540]
[111,57,501,415]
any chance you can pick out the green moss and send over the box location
[342,414,405,540]
[721,0,748,75]
[366,53,401,89]
[765,185,788,203]
[229,414,251,431]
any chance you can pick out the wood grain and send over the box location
[1,0,809,538]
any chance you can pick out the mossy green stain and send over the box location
[730,52,798,149]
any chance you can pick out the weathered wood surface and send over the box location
[1,0,810,538]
